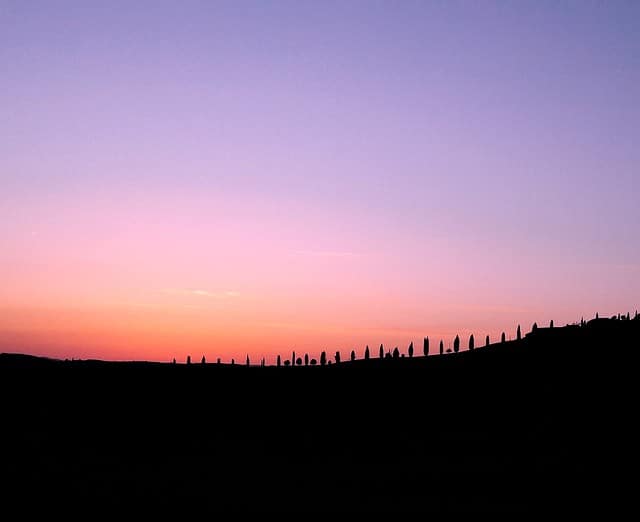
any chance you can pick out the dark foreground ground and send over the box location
[1,318,638,514]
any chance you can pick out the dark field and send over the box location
[2,318,637,514]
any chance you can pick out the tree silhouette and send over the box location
[246,355,250,366]
[596,312,599,319]
[277,354,281,367]
[172,358,176,364]
[392,347,400,359]
[423,337,429,356]
[364,345,370,360]
[231,358,235,365]
[439,340,444,355]
[201,356,206,364]
[292,351,296,367]
[350,350,356,362]
[186,355,191,365]
[501,332,506,343]
[217,358,221,364]
[626,312,630,321]
[335,351,341,364]
[516,325,521,340]
[469,334,474,350]
[379,344,384,359]
[261,358,265,367]
[304,353,309,366]
[320,351,327,366]
[408,342,414,358]
[296,357,302,366]
[549,320,554,328]
[310,358,317,365]
[453,335,460,353]
[284,360,290,367]
[532,322,538,333]
[485,335,490,347]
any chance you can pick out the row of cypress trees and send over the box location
[178,312,637,365]
[178,325,524,365]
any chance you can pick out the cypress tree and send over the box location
[304,353,309,366]
[439,340,444,355]
[246,355,250,366]
[379,344,384,359]
[453,335,460,353]
[350,350,356,362]
[186,355,191,365]
[423,337,429,356]
[485,335,490,347]
[516,325,521,340]
[549,320,554,328]
[364,345,370,360]
[469,334,474,350]
[335,351,341,364]
[408,342,414,358]
[201,356,206,364]
[392,347,400,359]
[277,354,281,367]
[501,332,506,343]
[320,351,327,366]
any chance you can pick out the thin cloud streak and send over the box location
[127,303,204,310]
[162,289,240,299]
[192,290,214,297]
[294,250,359,258]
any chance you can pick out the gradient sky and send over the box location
[2,1,639,362]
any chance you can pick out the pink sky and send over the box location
[2,182,635,362]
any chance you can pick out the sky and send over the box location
[1,1,639,363]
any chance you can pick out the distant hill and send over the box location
[1,316,638,514]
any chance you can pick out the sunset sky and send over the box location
[2,2,639,363]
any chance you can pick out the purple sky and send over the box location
[1,2,639,361]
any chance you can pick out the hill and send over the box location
[1,317,638,514]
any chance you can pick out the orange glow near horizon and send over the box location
[1,288,631,363]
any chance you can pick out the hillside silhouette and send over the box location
[1,315,637,514]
